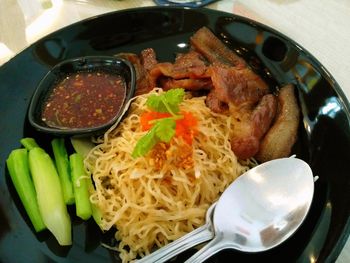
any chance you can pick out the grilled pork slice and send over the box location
[117,49,159,96]
[190,26,246,68]
[153,50,210,79]
[205,90,229,113]
[209,66,269,107]
[230,94,277,160]
[255,84,300,162]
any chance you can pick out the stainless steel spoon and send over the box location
[185,157,314,263]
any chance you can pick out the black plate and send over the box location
[0,6,350,263]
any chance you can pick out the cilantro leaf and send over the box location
[132,129,157,158]
[164,89,185,112]
[154,118,176,142]
[131,118,176,158]
[146,94,165,112]
[146,88,185,114]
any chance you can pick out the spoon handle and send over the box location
[137,223,214,263]
[184,235,228,263]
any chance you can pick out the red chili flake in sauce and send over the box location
[41,71,125,129]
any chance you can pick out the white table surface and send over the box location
[0,0,349,262]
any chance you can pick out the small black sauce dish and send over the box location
[28,56,136,137]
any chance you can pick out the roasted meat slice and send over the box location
[148,50,211,88]
[117,49,159,96]
[140,48,158,72]
[230,94,277,160]
[205,90,229,113]
[171,50,210,79]
[255,84,300,162]
[136,48,159,95]
[190,27,246,68]
[209,66,269,107]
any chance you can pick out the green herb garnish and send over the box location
[146,88,185,114]
[132,89,185,158]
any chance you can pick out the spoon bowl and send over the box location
[185,157,314,263]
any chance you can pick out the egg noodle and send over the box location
[84,88,251,262]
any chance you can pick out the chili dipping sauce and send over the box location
[41,71,126,129]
